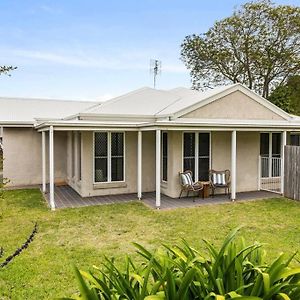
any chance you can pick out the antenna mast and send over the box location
[150,59,161,89]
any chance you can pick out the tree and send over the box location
[0,65,17,76]
[181,0,300,98]
[0,65,16,196]
[268,75,300,114]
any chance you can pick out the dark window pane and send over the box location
[183,158,195,178]
[111,157,124,181]
[95,132,107,156]
[272,133,281,157]
[111,133,124,181]
[95,158,107,182]
[260,133,269,157]
[184,133,195,157]
[199,133,209,156]
[162,132,168,181]
[199,158,209,181]
[111,133,124,156]
[290,134,300,146]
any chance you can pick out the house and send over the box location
[1,83,300,210]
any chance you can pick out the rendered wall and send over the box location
[3,128,68,187]
[211,131,259,193]
[163,131,260,198]
[182,91,284,120]
[80,131,156,197]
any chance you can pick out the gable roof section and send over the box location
[76,84,291,122]
[166,84,291,121]
[157,85,237,117]
[0,97,98,125]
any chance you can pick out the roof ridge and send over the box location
[82,87,154,114]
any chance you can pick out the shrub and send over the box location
[64,228,300,299]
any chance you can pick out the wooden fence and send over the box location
[284,145,300,200]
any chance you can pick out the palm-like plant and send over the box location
[64,228,300,299]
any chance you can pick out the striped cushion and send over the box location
[212,173,226,185]
[181,173,193,186]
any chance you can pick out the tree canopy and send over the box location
[181,0,300,98]
[268,75,300,114]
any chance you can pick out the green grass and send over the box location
[0,189,299,299]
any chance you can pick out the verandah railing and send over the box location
[258,156,282,193]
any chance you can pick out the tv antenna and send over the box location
[150,59,161,89]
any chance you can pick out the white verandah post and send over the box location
[137,131,142,200]
[155,129,161,208]
[231,130,237,201]
[42,131,46,193]
[281,131,287,194]
[49,126,55,210]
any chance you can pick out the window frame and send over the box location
[93,131,126,184]
[182,131,211,182]
[161,131,168,182]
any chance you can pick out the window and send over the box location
[183,132,210,181]
[183,133,195,179]
[198,133,210,181]
[162,132,168,181]
[94,132,124,183]
[290,134,300,146]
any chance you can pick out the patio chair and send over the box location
[209,169,231,198]
[179,170,203,200]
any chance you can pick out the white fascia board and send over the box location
[35,120,150,130]
[157,119,300,128]
[169,84,292,121]
[0,121,34,127]
[76,113,156,122]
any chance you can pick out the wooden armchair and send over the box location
[179,170,203,200]
[209,169,231,198]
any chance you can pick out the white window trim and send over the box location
[161,131,168,183]
[93,131,126,184]
[182,131,211,182]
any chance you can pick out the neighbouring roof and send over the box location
[0,97,98,125]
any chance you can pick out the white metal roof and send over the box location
[0,97,98,124]
[81,87,181,117]
[78,85,237,118]
[1,84,298,129]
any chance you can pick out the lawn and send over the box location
[0,189,299,299]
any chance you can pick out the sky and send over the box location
[0,0,299,101]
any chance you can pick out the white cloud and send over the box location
[10,49,188,74]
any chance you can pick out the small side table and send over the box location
[199,181,211,198]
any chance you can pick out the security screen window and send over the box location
[94,132,124,183]
[183,132,195,178]
[198,133,210,181]
[162,132,168,181]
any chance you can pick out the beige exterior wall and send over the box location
[162,131,260,197]
[3,128,68,187]
[182,91,284,120]
[66,132,82,195]
[161,131,182,198]
[211,131,260,192]
[2,127,261,197]
[80,131,156,197]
